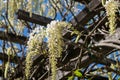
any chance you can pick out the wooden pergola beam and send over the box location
[16,9,53,26]
[0,52,24,63]
[0,31,27,45]
[71,0,102,27]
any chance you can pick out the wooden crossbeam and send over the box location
[16,9,53,26]
[0,31,27,45]
[0,52,24,63]
[71,0,101,27]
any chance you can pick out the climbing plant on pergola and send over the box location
[0,0,119,80]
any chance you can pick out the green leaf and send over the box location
[74,69,83,77]
[67,76,74,80]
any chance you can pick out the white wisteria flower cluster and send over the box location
[46,20,65,80]
[46,21,71,80]
[104,0,119,34]
[46,20,64,58]
[26,20,71,80]
[26,26,46,79]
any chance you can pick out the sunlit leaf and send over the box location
[68,76,74,80]
[74,69,83,77]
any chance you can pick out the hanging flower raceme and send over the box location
[4,47,15,78]
[25,26,46,79]
[46,20,70,80]
[25,20,71,80]
[104,0,119,34]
